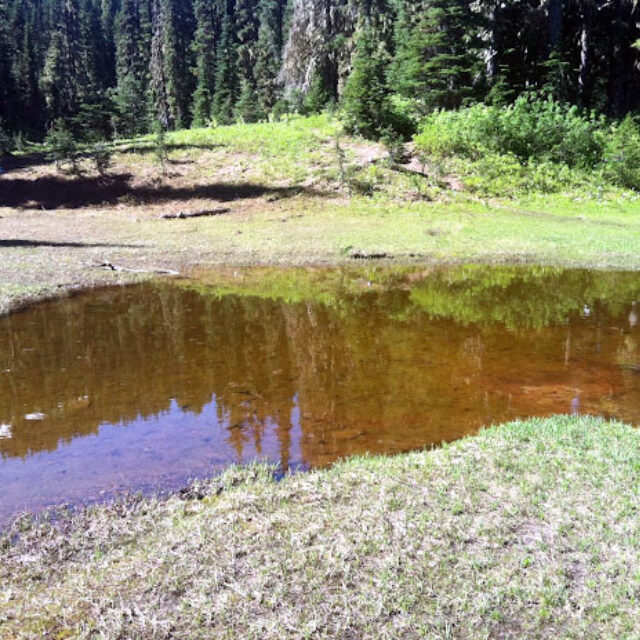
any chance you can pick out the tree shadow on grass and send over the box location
[0,152,47,175]
[0,239,144,249]
[0,173,325,210]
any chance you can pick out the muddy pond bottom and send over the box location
[1,265,640,522]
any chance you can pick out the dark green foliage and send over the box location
[254,0,285,115]
[191,0,216,126]
[302,71,332,115]
[115,0,149,135]
[45,118,79,172]
[234,78,264,122]
[212,5,237,124]
[0,120,12,155]
[340,24,392,139]
[90,141,112,174]
[41,0,87,123]
[390,0,478,112]
[1,0,640,144]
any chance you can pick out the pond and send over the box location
[1,265,640,522]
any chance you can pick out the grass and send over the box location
[3,415,640,638]
[3,117,640,636]
[2,114,640,315]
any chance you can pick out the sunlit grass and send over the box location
[4,416,640,638]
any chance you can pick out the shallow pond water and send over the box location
[1,265,640,522]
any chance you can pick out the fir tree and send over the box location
[390,0,478,112]
[13,7,43,130]
[150,0,171,128]
[169,0,196,128]
[254,0,284,115]
[0,0,17,127]
[212,3,237,124]
[234,0,259,88]
[341,22,391,139]
[41,0,86,123]
[234,77,262,122]
[191,0,216,126]
[115,0,149,135]
[100,0,121,87]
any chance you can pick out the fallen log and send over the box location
[161,207,230,220]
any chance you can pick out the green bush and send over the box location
[415,95,605,168]
[602,116,640,190]
[414,95,640,192]
[0,121,12,155]
[45,120,79,174]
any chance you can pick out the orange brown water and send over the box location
[1,266,640,522]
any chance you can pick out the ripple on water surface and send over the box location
[1,265,640,521]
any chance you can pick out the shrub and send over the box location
[414,95,640,192]
[602,116,640,190]
[45,120,79,174]
[91,142,112,176]
[0,120,12,156]
[415,96,605,168]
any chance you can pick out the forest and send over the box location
[1,0,640,144]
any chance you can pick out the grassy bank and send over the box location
[2,415,640,638]
[2,114,640,315]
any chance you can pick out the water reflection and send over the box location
[1,266,640,521]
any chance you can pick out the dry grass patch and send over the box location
[3,416,640,638]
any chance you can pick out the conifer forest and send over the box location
[1,0,640,141]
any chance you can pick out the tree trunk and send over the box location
[578,1,591,104]
[547,0,563,52]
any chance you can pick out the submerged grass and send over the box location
[3,415,640,638]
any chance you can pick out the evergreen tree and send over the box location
[234,0,259,85]
[41,0,87,123]
[191,0,216,126]
[170,0,196,128]
[0,0,17,128]
[115,0,149,135]
[234,76,262,121]
[150,0,171,128]
[390,0,479,111]
[254,0,284,115]
[341,22,391,138]
[100,0,121,87]
[212,3,237,123]
[13,5,44,131]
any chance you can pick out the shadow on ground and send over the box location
[0,173,324,210]
[0,239,144,249]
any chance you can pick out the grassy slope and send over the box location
[2,115,640,314]
[3,416,640,639]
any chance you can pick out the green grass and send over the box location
[2,114,640,316]
[4,416,640,638]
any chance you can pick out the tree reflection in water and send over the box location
[1,265,639,520]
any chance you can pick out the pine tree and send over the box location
[191,0,216,126]
[341,22,391,139]
[115,0,149,135]
[390,0,479,112]
[234,0,259,85]
[150,0,171,128]
[0,0,17,127]
[234,77,262,122]
[14,10,43,130]
[212,3,237,124]
[169,0,196,128]
[100,0,121,87]
[41,0,87,123]
[254,0,284,115]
